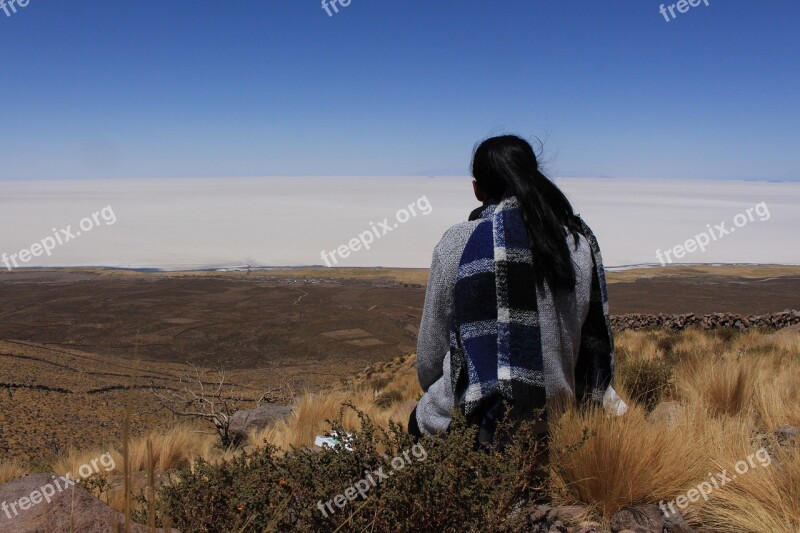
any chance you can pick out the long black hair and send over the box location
[471,135,583,293]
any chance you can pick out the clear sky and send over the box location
[1,0,798,181]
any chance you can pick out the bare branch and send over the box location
[149,364,295,447]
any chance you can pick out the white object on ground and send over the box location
[603,386,629,416]
[314,431,354,451]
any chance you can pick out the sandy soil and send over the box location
[0,265,797,460]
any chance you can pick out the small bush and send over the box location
[373,389,404,409]
[369,376,391,391]
[656,333,679,358]
[150,405,550,532]
[617,358,673,410]
[0,459,26,484]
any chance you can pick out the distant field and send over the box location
[167,263,800,286]
[0,264,798,461]
[17,262,800,283]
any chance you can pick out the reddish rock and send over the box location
[611,311,799,332]
[0,473,176,533]
[611,504,665,533]
[647,401,682,427]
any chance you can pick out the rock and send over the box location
[505,497,529,523]
[647,401,682,427]
[577,520,605,532]
[610,504,665,533]
[530,503,552,522]
[769,323,800,339]
[229,404,293,441]
[665,509,699,533]
[548,505,589,524]
[611,311,799,333]
[0,473,176,532]
[774,426,799,444]
[537,506,590,532]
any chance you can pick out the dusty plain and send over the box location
[0,265,798,462]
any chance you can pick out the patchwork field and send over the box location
[0,265,798,463]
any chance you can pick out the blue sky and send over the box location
[1,0,798,181]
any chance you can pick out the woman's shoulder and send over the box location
[434,219,484,258]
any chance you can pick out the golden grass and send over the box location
[552,328,800,530]
[246,327,799,530]
[677,355,758,417]
[250,355,419,449]
[548,402,713,517]
[51,426,220,477]
[3,328,798,531]
[697,445,800,532]
[0,459,26,484]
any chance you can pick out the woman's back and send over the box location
[411,134,623,439]
[414,216,595,436]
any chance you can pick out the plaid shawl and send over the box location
[450,196,614,429]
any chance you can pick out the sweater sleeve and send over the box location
[574,229,616,406]
[417,240,454,392]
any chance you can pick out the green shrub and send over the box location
[373,389,404,409]
[656,333,679,358]
[368,376,391,391]
[148,405,551,532]
[617,358,674,411]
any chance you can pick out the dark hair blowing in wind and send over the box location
[471,135,583,293]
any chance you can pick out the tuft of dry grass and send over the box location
[0,459,26,484]
[697,444,800,533]
[51,426,220,477]
[549,402,713,517]
[250,354,419,449]
[3,328,799,531]
[676,355,758,417]
[552,327,800,530]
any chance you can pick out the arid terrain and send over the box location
[0,265,798,462]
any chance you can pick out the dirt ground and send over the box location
[0,265,797,461]
[0,266,797,369]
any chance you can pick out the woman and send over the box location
[409,135,626,442]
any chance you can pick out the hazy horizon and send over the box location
[1,176,797,271]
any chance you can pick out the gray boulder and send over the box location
[611,504,697,533]
[774,425,799,444]
[647,401,682,427]
[229,404,293,441]
[611,505,665,533]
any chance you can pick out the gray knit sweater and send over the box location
[415,217,626,435]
